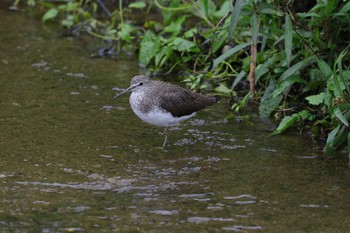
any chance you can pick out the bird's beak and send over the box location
[113,84,137,100]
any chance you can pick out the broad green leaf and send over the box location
[324,89,333,108]
[298,110,315,121]
[280,55,317,81]
[334,107,349,126]
[164,15,187,36]
[306,93,325,106]
[61,15,75,28]
[117,23,134,42]
[271,114,300,135]
[42,8,58,22]
[171,38,199,52]
[213,1,231,18]
[316,58,332,78]
[192,0,216,19]
[184,28,197,38]
[228,0,245,41]
[284,14,292,67]
[211,42,250,70]
[128,2,146,9]
[139,31,161,66]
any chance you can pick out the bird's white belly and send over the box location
[130,92,195,127]
[132,107,195,127]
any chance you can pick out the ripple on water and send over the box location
[98,154,113,159]
[31,60,49,70]
[72,206,90,213]
[173,138,196,146]
[101,105,126,111]
[296,155,318,159]
[66,72,86,78]
[223,194,257,200]
[177,128,246,149]
[224,194,257,206]
[148,210,179,215]
[222,225,263,231]
[60,227,84,232]
[179,193,214,199]
[300,204,329,208]
[187,217,235,224]
[134,193,159,201]
[181,156,228,162]
[207,204,224,210]
[16,177,136,192]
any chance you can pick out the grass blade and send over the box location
[316,58,332,78]
[325,125,340,155]
[284,14,293,67]
[249,12,259,95]
[339,1,350,14]
[334,107,349,126]
[211,42,250,70]
[227,0,245,41]
[251,12,259,47]
[231,70,246,90]
[280,55,317,81]
[255,55,277,83]
[336,47,350,94]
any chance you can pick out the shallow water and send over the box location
[1,6,350,233]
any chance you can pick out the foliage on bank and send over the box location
[15,0,350,156]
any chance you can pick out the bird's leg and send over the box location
[162,128,168,150]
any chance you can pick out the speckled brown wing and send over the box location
[152,81,219,117]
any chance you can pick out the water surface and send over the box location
[1,6,350,233]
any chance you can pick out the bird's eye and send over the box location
[139,82,143,86]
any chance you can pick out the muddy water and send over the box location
[1,7,350,233]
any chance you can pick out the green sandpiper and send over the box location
[114,75,220,149]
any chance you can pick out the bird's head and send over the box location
[114,75,150,100]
